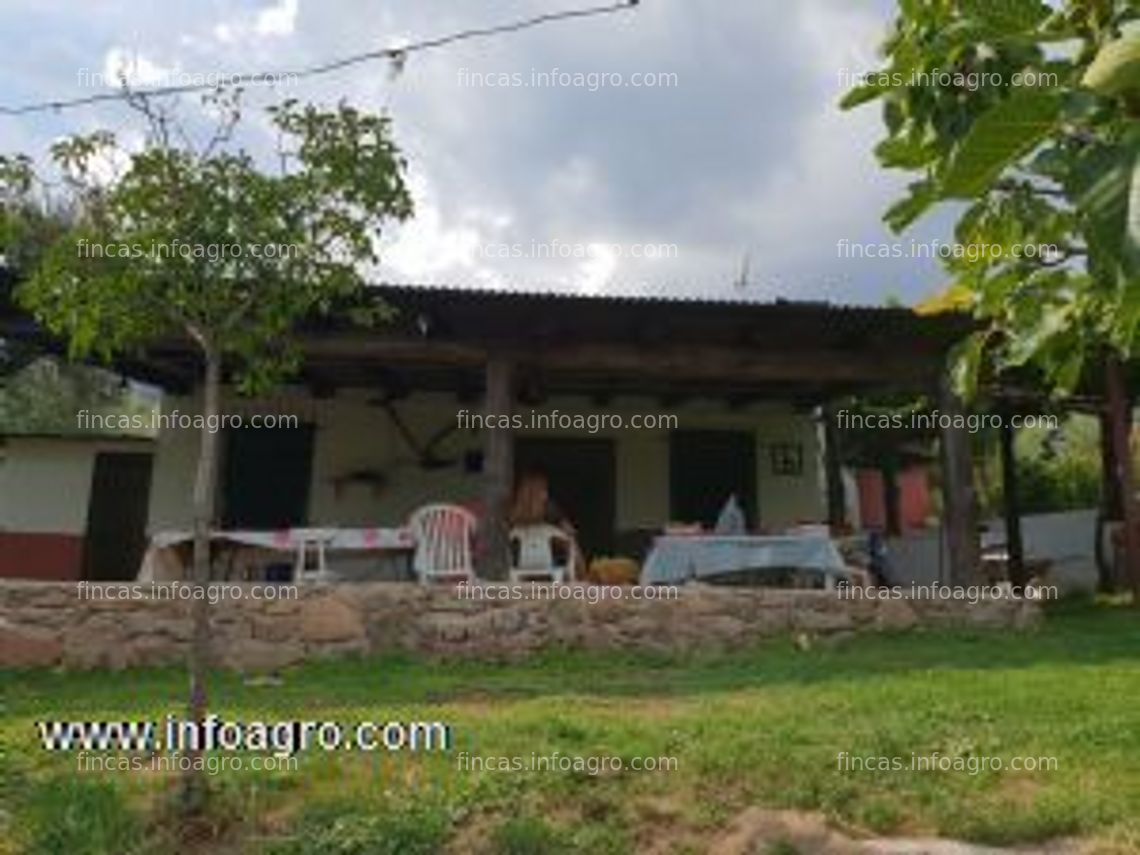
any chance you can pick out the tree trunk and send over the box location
[940,377,980,587]
[999,416,1027,590]
[1106,353,1140,605]
[822,406,846,529]
[883,457,902,537]
[1097,406,1124,593]
[182,345,221,814]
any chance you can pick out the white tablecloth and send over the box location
[149,527,414,551]
[139,527,414,581]
[640,534,850,586]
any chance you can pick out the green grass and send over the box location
[1,598,1137,854]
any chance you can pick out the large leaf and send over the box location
[1128,150,1140,275]
[950,333,986,401]
[1083,30,1140,98]
[940,90,1063,198]
[1114,278,1140,355]
[1003,301,1073,367]
[1072,131,1140,285]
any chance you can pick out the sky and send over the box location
[0,0,963,306]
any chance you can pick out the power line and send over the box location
[0,0,640,118]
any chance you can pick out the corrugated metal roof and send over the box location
[364,283,980,336]
[367,280,926,311]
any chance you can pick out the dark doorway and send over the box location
[82,451,153,581]
[221,425,315,528]
[515,438,616,560]
[669,430,757,529]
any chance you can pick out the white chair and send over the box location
[408,504,477,585]
[292,528,335,582]
[509,524,575,584]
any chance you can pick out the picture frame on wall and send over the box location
[769,442,803,477]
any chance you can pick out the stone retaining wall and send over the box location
[0,582,1042,670]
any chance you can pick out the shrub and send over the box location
[1014,453,1101,514]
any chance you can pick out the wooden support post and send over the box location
[999,415,1026,590]
[883,457,902,537]
[822,406,846,529]
[476,353,514,581]
[1106,353,1140,604]
[939,378,980,586]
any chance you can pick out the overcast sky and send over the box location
[0,0,961,306]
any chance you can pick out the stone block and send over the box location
[300,594,365,643]
[0,620,63,667]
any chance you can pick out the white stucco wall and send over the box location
[886,509,1100,593]
[0,438,151,534]
[615,432,668,529]
[757,408,828,529]
[146,388,827,536]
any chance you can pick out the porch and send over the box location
[131,285,977,583]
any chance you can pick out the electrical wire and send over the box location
[0,1,639,118]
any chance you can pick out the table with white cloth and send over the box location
[138,527,415,582]
[639,534,851,588]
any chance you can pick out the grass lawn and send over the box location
[1,598,1138,854]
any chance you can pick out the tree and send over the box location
[1,90,412,810]
[842,0,1140,600]
[0,195,69,382]
[1,207,157,437]
[0,358,145,435]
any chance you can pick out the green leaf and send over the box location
[839,83,886,111]
[958,0,1051,38]
[1128,149,1140,276]
[884,179,939,233]
[1051,342,1085,392]
[940,90,1063,198]
[1083,30,1140,98]
[1072,131,1140,285]
[1004,301,1072,367]
[950,333,986,401]
[874,135,936,169]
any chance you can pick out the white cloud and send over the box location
[209,0,299,47]
[577,244,618,295]
[212,23,237,45]
[1,0,937,304]
[379,172,486,279]
[100,46,174,87]
[722,1,946,301]
[255,0,300,38]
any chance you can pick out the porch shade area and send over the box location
[2,283,978,582]
[103,284,973,403]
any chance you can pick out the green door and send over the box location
[221,425,315,528]
[669,430,757,529]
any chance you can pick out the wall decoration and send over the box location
[769,442,803,476]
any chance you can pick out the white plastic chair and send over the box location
[292,528,335,582]
[509,524,575,584]
[408,504,477,585]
